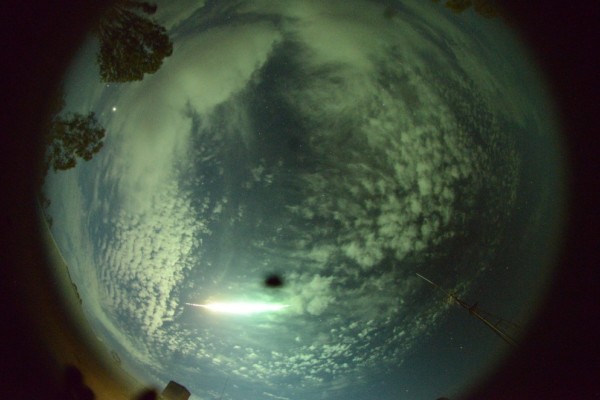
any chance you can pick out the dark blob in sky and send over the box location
[264,273,284,288]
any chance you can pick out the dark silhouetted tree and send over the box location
[95,1,173,82]
[444,0,472,13]
[435,0,500,18]
[44,112,105,173]
[383,6,398,19]
[473,0,501,18]
[37,88,106,226]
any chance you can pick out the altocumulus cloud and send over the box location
[66,3,288,373]
[50,0,525,397]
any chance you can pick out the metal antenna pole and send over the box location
[417,273,519,347]
[218,376,229,400]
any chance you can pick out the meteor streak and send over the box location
[185,302,289,315]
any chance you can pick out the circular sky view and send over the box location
[42,1,564,399]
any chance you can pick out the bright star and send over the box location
[112,106,117,112]
[186,302,289,315]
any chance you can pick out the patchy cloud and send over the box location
[47,0,534,398]
[285,273,335,316]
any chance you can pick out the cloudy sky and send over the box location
[45,1,562,399]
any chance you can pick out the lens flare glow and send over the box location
[186,302,289,315]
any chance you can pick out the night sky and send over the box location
[3,0,596,398]
[36,1,570,399]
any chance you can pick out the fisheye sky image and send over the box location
[42,0,564,399]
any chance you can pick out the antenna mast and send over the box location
[218,376,229,400]
[416,273,519,347]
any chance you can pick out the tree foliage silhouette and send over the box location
[95,1,173,82]
[444,0,472,13]
[37,91,106,225]
[472,0,500,18]
[43,111,105,173]
[434,0,501,18]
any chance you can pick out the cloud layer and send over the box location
[46,1,547,399]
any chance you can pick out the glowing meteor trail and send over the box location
[185,302,289,315]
